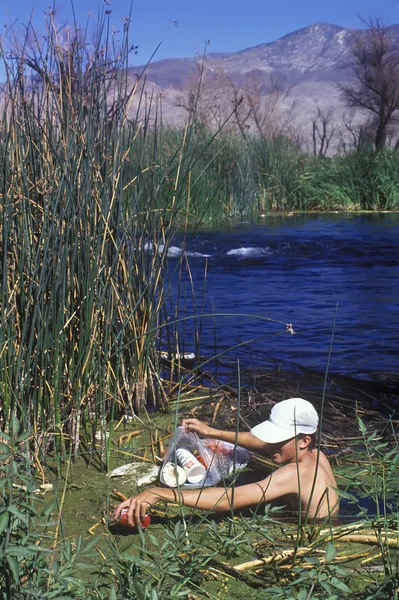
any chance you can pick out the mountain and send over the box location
[126,23,399,148]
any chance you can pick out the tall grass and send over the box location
[0,11,211,458]
[130,130,399,218]
[296,149,399,210]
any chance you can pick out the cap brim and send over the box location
[250,420,296,444]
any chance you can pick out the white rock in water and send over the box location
[108,462,160,485]
[137,465,160,486]
[108,463,140,478]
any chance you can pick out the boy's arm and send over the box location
[114,466,296,527]
[182,418,268,453]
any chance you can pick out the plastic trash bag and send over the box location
[160,426,250,489]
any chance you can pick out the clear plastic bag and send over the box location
[202,438,251,480]
[160,426,250,489]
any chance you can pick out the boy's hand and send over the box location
[181,418,216,438]
[114,489,157,527]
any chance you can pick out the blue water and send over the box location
[164,213,399,377]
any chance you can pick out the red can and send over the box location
[118,508,151,529]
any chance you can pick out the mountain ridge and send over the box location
[127,22,399,148]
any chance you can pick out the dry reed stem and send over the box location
[210,559,264,586]
[169,387,220,404]
[231,547,316,571]
[333,534,399,547]
[88,521,102,535]
[318,524,399,547]
[169,394,218,405]
[150,433,157,463]
[118,429,145,446]
[251,454,276,469]
[319,523,371,536]
[145,432,172,446]
[320,524,399,537]
[254,551,370,573]
[113,417,126,432]
[233,547,370,573]
[361,551,382,565]
[205,566,235,580]
[112,489,128,502]
[51,456,71,551]
[211,397,224,424]
[29,445,47,485]
[106,447,154,464]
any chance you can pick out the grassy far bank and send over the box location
[127,130,399,224]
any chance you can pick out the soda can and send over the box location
[117,507,151,528]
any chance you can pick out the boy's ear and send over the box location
[298,435,312,450]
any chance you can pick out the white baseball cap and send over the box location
[250,398,319,444]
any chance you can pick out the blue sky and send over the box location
[1,0,399,65]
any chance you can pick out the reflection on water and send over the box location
[166,213,399,377]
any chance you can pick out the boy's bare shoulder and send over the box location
[262,462,300,482]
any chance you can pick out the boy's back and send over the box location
[264,449,339,517]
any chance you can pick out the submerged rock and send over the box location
[137,465,160,486]
[108,463,141,478]
[108,462,160,485]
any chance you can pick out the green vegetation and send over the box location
[1,411,399,600]
[133,131,399,220]
[1,9,399,600]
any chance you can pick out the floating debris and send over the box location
[161,351,196,362]
[161,462,187,487]
[95,430,110,441]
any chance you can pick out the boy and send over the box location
[114,398,339,526]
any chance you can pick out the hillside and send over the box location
[126,22,399,147]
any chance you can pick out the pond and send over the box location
[166,213,399,378]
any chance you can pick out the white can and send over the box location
[161,462,187,488]
[176,449,206,484]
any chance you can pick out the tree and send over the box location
[228,72,294,138]
[6,13,138,128]
[174,59,222,129]
[174,60,242,132]
[339,112,375,152]
[311,108,336,157]
[246,73,294,137]
[339,18,399,151]
[227,76,252,137]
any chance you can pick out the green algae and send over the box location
[32,411,399,599]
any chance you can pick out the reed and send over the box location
[0,10,212,458]
[129,130,399,218]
